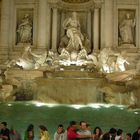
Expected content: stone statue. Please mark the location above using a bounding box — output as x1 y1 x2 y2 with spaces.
119 13 135 45
10 45 48 70
16 45 35 69
63 12 84 52
115 51 129 72
98 48 114 73
58 12 92 66
17 14 32 44
58 35 69 54
29 48 47 69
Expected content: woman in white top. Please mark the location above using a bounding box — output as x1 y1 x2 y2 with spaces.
54 124 67 140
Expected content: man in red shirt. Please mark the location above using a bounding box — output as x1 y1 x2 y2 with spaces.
67 121 92 140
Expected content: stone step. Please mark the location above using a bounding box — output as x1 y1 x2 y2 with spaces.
45 70 103 79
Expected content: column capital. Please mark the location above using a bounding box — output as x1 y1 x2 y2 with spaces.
94 0 103 8
48 0 61 9
94 8 100 11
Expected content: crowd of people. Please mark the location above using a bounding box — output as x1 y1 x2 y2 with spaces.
0 121 140 140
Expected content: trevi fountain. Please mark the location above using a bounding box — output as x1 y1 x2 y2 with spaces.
0 0 140 139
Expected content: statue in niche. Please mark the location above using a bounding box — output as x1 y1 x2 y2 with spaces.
63 11 84 52
59 12 91 65
17 14 32 44
119 13 136 45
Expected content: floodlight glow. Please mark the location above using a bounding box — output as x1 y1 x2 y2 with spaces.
7 103 12 107
70 104 85 109
46 103 58 107
120 107 124 110
134 112 139 114
29 101 126 110
87 103 101 109
34 102 46 107
32 101 58 107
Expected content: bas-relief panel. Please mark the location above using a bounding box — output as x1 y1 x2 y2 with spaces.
16 9 33 45
118 9 136 47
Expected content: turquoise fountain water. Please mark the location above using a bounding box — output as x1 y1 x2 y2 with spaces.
0 101 140 140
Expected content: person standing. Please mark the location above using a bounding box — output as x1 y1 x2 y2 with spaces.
39 125 50 140
67 121 92 140
9 127 21 140
77 121 92 140
93 127 103 140
54 124 67 140
132 126 140 140
24 124 34 140
0 122 10 140
102 128 117 140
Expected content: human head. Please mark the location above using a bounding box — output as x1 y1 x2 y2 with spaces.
1 122 7 129
93 127 102 136
126 133 131 140
39 125 48 131
109 128 117 136
10 126 17 134
70 121 77 128
86 123 91 130
137 126 140 134
117 129 123 136
27 124 34 131
80 121 87 130
57 124 64 134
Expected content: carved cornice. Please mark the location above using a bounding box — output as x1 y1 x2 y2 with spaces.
62 0 90 3
48 0 103 11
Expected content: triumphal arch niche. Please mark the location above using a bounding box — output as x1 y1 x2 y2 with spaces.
47 0 102 53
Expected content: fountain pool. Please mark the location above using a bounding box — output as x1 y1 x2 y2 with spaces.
0 101 140 140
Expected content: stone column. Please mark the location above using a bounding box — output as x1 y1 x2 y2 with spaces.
87 11 92 42
51 7 58 52
37 0 48 49
46 5 51 50
104 0 114 48
0 0 10 48
60 11 65 37
93 8 100 50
